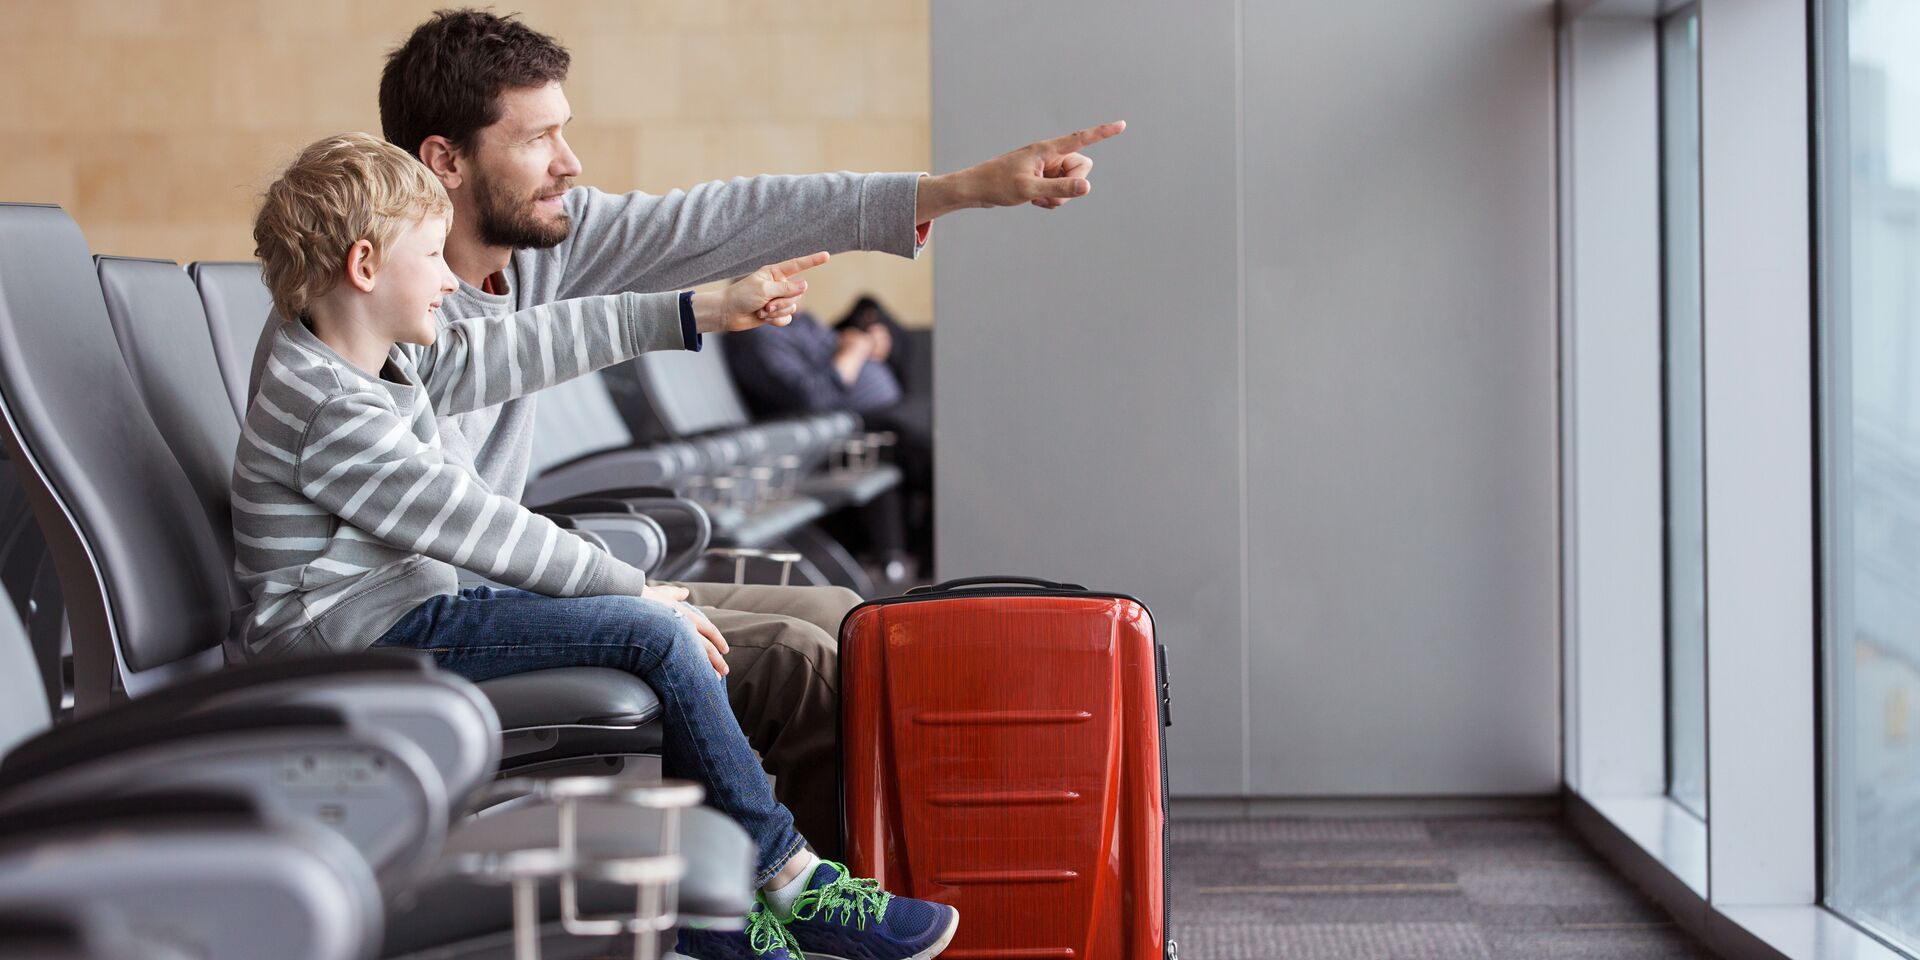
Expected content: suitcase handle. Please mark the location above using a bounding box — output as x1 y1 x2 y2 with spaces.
906 575 1088 595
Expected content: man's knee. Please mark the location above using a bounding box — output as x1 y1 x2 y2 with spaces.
819 586 862 615
787 586 861 635
724 615 839 694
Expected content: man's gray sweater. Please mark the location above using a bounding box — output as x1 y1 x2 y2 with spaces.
251 172 928 502
231 292 687 659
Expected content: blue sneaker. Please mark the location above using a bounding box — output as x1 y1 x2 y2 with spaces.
676 900 802 959
780 860 959 960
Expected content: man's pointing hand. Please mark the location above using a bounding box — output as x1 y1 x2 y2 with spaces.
914 121 1127 222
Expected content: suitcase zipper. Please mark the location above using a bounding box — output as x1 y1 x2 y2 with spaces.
1155 642 1174 960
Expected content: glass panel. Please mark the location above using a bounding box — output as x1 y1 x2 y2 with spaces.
1822 0 1920 949
1660 6 1709 824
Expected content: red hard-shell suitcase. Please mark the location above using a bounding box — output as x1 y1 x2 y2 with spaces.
840 576 1174 960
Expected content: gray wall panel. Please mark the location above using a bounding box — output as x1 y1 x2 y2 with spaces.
931 0 1248 794
933 0 1560 797
1240 0 1560 794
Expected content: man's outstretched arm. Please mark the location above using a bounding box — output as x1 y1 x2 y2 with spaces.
552 121 1126 301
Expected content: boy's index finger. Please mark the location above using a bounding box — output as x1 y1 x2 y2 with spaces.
773 251 830 278
1045 120 1127 154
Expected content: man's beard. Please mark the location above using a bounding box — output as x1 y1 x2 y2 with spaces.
471 172 573 249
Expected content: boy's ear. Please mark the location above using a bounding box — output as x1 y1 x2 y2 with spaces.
419 135 463 191
345 239 378 294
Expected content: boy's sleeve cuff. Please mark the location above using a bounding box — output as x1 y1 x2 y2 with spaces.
678 291 703 352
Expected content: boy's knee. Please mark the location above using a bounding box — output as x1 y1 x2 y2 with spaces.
599 595 704 652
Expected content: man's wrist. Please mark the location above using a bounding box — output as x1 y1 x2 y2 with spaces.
913 171 974 224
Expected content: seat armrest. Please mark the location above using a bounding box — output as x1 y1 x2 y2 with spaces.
0 652 430 775
0 788 263 846
704 547 804 586
543 494 712 581
0 720 450 890
0 703 346 791
622 497 711 580
564 513 666 572
537 498 638 516
524 447 681 507
476 667 662 731
0 807 384 960
554 485 678 501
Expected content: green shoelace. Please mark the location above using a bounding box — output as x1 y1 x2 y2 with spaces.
788 861 893 931
748 903 804 958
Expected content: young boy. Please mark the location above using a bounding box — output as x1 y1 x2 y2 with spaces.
235 132 959 960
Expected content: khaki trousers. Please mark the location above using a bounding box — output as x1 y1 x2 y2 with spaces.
674 581 859 861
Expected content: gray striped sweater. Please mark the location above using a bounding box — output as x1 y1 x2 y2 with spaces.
230 291 688 660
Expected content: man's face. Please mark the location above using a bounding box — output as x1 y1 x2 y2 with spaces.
463 81 583 249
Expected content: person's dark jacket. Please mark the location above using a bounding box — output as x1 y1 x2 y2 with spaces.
725 311 902 416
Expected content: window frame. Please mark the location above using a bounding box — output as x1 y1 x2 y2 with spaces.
1557 0 1910 956
1656 1 1710 824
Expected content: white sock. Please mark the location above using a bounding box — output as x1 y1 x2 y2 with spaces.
763 850 820 918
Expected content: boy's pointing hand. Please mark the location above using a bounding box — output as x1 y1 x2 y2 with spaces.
693 251 832 333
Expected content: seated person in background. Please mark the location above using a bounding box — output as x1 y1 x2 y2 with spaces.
726 299 934 575
725 306 902 418
836 295 922 401
834 297 933 567
235 133 958 960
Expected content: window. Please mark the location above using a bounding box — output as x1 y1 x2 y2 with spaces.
1820 0 1920 948
1660 4 1708 824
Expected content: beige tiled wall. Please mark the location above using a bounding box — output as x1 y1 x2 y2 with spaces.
0 0 933 325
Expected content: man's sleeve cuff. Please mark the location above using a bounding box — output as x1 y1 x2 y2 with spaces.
678 290 703 352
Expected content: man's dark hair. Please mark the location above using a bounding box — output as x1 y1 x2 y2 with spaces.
379 9 571 158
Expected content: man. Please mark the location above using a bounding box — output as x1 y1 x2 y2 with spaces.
340 8 1119 861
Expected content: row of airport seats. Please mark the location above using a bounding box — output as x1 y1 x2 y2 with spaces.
512 299 905 594
187 257 905 594
0 203 758 958
613 338 905 584
0 590 752 959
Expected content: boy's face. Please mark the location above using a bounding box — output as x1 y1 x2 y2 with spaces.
462 81 582 249
369 215 458 346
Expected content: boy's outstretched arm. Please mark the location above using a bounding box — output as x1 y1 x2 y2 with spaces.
412 289 683 417
416 254 831 416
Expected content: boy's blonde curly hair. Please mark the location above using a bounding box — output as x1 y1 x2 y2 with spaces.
252 132 452 321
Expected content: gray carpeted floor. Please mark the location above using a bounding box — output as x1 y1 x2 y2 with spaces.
1169 816 1713 959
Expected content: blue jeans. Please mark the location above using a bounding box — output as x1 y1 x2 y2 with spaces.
372 586 807 886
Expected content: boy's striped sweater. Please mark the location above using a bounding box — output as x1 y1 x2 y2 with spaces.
230 291 688 659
